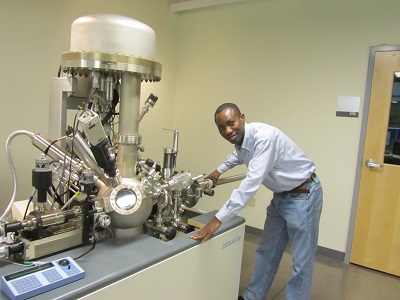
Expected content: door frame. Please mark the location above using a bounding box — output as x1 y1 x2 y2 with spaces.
345 45 400 263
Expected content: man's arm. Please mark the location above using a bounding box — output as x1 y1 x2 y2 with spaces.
205 169 221 187
190 153 242 243
189 216 221 243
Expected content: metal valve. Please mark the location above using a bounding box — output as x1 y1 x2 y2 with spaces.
95 213 111 228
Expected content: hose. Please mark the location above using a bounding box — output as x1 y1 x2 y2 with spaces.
1 130 35 221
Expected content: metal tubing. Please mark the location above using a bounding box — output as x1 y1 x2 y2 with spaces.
117 73 141 178
31 134 75 167
31 133 105 189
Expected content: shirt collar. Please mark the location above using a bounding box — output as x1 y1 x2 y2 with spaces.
235 123 251 151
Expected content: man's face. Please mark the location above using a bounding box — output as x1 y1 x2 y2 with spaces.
215 108 245 146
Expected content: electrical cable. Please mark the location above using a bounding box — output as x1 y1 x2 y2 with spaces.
73 223 97 260
103 226 114 238
61 191 80 210
46 187 56 211
0 259 45 267
23 189 36 220
57 185 78 198
101 89 119 125
50 185 64 207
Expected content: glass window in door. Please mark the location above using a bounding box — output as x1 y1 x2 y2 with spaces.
385 74 400 165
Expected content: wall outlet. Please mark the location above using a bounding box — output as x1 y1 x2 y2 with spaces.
248 197 256 207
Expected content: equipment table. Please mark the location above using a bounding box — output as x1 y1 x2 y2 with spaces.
0 211 245 300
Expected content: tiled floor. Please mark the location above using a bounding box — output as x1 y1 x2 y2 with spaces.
239 233 400 300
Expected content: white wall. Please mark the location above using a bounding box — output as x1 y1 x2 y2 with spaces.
171 0 400 253
0 0 179 212
1 0 400 254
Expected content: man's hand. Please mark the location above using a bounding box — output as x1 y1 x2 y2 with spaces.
206 170 221 187
189 217 222 243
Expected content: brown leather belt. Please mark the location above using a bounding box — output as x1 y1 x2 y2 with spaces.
289 173 316 194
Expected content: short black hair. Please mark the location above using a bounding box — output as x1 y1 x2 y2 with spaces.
214 103 241 119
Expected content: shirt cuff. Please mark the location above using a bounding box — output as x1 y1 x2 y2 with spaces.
217 162 230 174
215 207 234 223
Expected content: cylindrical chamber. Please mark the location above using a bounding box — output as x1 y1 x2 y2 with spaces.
163 149 176 179
116 73 141 178
23 208 82 230
41 211 72 227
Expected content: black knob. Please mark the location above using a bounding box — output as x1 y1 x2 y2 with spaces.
145 159 155 167
164 227 177 240
58 259 70 267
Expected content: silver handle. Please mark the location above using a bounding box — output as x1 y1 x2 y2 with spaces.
366 159 383 169
217 174 246 185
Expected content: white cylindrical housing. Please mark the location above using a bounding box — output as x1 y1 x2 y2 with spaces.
70 14 156 59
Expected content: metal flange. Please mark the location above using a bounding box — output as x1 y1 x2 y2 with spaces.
61 51 162 82
109 184 143 215
113 133 142 145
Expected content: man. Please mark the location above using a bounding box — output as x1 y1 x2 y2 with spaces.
190 103 323 300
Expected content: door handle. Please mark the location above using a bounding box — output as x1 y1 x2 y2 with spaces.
365 159 383 169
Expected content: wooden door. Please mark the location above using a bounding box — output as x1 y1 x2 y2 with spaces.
350 50 400 276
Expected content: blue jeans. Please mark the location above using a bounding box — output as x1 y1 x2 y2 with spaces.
243 175 323 300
